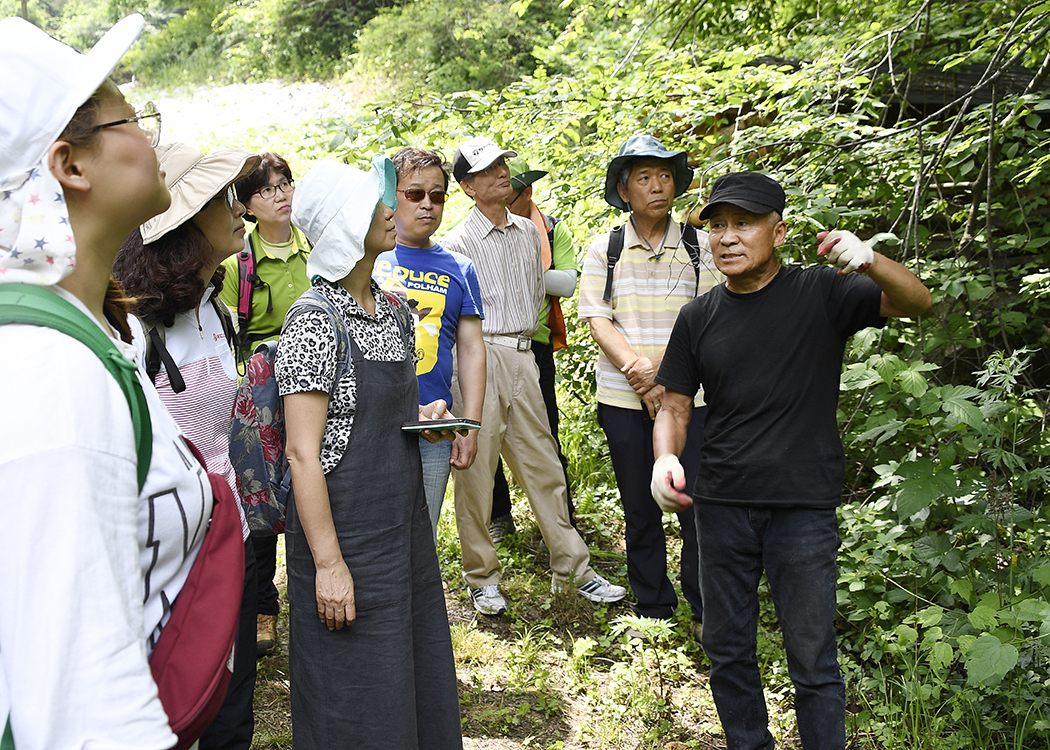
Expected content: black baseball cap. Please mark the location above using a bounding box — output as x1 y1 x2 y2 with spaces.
698 172 785 220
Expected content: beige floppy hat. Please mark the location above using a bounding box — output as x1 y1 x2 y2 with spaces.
141 141 260 243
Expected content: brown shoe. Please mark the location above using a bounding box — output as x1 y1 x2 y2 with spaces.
257 614 277 657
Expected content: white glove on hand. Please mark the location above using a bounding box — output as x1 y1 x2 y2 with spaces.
651 454 692 513
817 230 874 275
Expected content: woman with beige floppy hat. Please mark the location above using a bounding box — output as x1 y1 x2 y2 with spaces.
0 15 213 748
113 141 262 750
275 156 463 749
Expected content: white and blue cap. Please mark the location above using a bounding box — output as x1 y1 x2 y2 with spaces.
293 154 397 283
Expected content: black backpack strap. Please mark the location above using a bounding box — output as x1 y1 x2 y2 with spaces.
545 215 561 268
211 293 237 354
284 286 354 389
141 318 187 394
681 223 703 297
601 224 626 302
379 288 414 355
0 283 152 492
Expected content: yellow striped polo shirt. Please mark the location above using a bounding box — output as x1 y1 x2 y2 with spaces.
577 220 721 410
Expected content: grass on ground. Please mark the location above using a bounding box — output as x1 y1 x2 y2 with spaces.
250 477 811 749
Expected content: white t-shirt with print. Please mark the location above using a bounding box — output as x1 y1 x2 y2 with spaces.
0 287 209 749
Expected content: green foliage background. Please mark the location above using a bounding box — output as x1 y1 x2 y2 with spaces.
12 0 1050 745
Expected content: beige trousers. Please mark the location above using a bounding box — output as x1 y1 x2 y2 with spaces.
451 343 593 589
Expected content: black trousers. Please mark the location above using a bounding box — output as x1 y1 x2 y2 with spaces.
252 533 280 616
491 338 574 523
598 402 705 621
199 536 258 750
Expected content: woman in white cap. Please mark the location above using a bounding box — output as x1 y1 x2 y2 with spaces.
112 141 262 750
0 15 213 749
275 156 463 749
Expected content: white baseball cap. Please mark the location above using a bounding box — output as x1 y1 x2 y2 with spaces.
451 136 517 183
0 13 145 181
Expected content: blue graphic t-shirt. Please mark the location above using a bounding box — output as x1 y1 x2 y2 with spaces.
373 242 484 408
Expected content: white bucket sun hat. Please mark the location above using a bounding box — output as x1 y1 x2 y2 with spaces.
293 155 398 283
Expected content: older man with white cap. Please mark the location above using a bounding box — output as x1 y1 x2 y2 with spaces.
442 136 625 615
488 156 579 541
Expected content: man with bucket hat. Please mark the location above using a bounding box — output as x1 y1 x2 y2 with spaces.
488 156 579 542
442 135 626 615
578 133 720 639
652 171 932 749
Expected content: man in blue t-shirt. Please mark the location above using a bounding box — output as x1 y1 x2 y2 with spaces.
373 147 487 538
652 172 932 750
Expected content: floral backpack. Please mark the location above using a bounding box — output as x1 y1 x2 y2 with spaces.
229 284 411 535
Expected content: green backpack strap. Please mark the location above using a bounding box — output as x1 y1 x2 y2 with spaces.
0 283 152 492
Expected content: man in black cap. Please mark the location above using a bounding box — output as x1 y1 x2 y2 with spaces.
651 172 932 750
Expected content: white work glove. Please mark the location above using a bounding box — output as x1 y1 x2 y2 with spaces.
817 230 873 275
651 454 692 513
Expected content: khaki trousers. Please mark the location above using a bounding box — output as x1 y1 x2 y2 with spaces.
451 342 592 589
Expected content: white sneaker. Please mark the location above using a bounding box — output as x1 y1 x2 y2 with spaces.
470 584 508 615
576 574 627 603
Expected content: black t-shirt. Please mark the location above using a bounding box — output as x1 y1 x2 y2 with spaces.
656 265 884 508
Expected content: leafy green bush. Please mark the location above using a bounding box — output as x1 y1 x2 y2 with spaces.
121 0 229 84
352 0 571 98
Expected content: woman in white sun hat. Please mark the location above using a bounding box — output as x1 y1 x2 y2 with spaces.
0 15 213 749
113 140 262 750
276 156 463 749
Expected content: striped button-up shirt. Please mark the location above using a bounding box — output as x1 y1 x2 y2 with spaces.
578 220 720 410
441 207 544 336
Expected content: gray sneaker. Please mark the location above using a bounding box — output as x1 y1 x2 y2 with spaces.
470 584 508 615
691 619 704 645
488 513 515 544
576 574 627 603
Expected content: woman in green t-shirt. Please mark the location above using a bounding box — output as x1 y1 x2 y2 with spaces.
222 152 312 659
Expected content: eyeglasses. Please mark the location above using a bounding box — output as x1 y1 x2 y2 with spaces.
91 101 162 148
397 188 448 205
253 179 295 200
479 157 506 175
211 185 238 211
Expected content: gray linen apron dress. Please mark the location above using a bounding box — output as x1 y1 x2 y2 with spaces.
285 309 462 750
